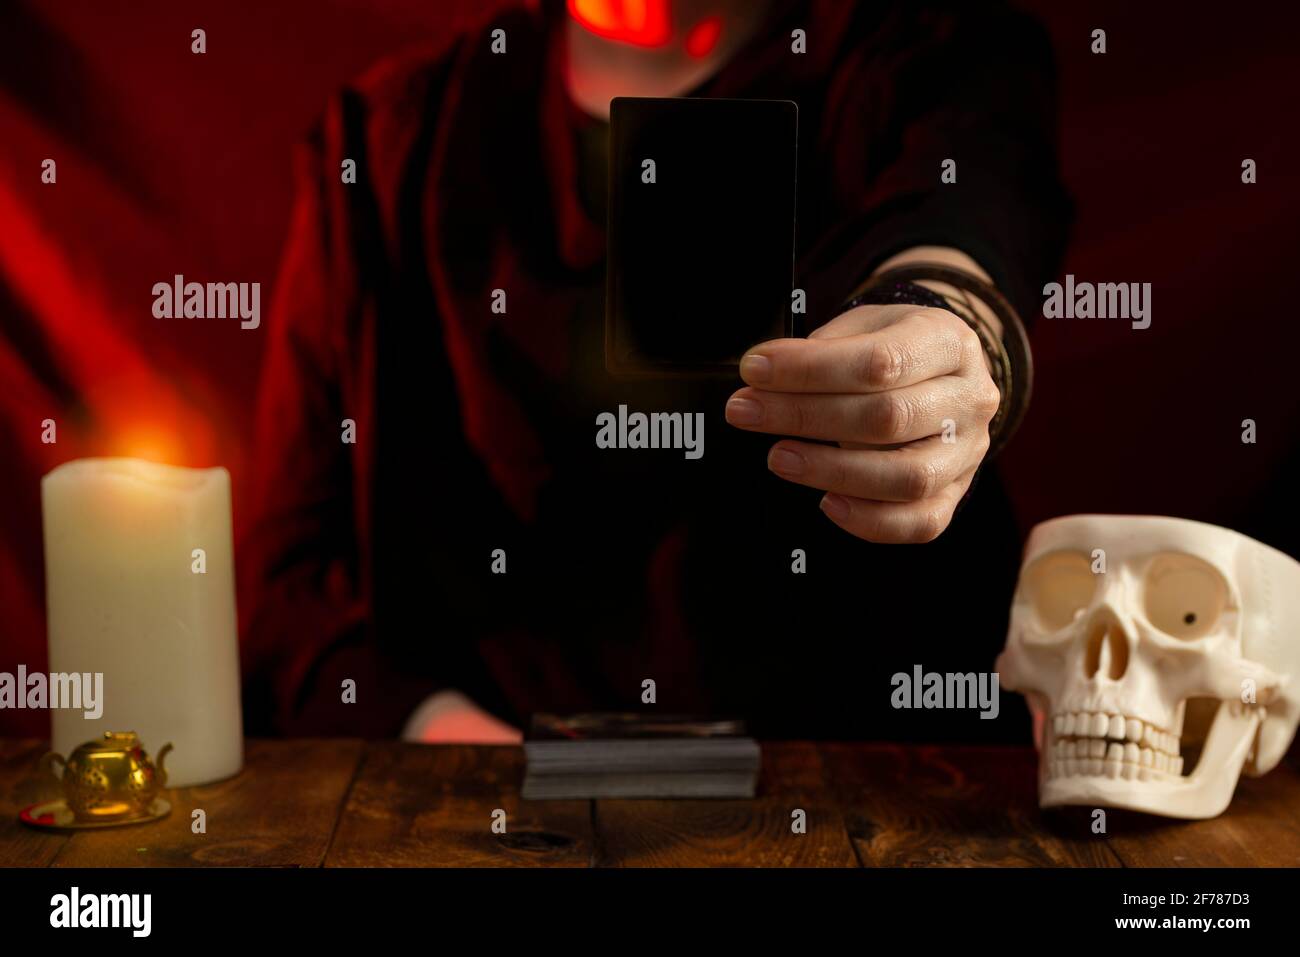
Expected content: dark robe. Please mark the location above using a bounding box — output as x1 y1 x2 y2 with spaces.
239 0 1071 741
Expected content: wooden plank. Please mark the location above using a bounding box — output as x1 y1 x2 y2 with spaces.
591 742 858 867
325 743 594 867
0 739 69 867
48 739 363 867
1103 757 1300 867
820 743 1120 867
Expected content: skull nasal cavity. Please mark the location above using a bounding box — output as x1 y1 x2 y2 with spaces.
1083 622 1129 680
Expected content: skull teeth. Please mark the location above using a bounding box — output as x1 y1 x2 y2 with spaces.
1046 711 1184 780
1047 758 1183 782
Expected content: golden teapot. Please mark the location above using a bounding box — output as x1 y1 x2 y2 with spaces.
42 732 173 822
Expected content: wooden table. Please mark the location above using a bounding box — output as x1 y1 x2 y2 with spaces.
3 739 1299 867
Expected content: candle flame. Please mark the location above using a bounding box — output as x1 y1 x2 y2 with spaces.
109 425 189 468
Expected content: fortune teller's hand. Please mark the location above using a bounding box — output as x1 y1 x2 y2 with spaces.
724 303 1000 544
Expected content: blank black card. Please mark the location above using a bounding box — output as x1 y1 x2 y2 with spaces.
606 97 798 375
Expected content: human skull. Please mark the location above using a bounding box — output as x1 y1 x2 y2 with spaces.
996 515 1300 819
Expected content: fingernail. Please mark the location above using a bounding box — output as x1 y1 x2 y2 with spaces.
820 493 851 521
725 396 762 427
768 447 805 477
739 353 772 385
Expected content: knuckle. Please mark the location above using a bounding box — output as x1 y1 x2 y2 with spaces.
829 453 853 493
793 352 816 392
863 339 906 389
786 398 809 436
931 306 965 333
953 319 982 355
860 510 893 544
901 458 940 500
915 505 950 543
976 381 1002 417
873 392 912 441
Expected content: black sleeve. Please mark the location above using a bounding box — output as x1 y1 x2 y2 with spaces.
797 3 1073 325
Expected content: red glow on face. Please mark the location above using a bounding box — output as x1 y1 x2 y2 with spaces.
568 0 673 48
684 15 723 58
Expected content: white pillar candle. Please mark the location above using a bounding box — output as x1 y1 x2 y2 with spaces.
43 458 243 788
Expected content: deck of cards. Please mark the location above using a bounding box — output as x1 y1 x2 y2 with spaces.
522 713 761 799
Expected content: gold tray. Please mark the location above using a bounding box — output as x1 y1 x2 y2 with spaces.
19 797 171 831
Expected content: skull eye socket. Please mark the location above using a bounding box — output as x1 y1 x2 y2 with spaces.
1021 551 1097 631
1143 554 1229 639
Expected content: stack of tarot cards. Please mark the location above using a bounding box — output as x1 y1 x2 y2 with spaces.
522 714 761 800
